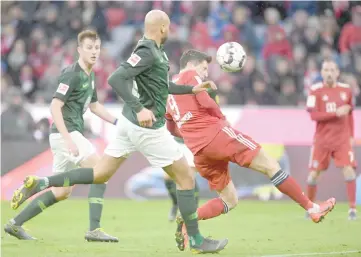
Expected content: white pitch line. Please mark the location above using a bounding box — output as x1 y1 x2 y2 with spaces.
259 250 361 257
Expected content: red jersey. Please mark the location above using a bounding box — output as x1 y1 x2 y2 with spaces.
165 70 226 155
306 82 354 148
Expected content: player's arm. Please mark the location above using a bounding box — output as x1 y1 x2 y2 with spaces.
107 47 155 113
306 92 338 122
89 86 118 125
195 91 225 120
165 112 182 138
89 102 118 125
51 74 79 141
168 81 217 95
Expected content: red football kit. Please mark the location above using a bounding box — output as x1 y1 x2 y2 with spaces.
306 82 356 171
166 70 260 191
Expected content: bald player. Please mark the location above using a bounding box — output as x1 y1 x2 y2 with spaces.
10 10 228 254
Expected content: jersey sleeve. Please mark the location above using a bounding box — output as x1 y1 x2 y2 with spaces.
91 88 98 103
53 73 80 103
107 47 156 113
306 90 337 122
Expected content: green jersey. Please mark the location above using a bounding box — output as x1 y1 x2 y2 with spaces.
51 62 97 134
108 37 195 130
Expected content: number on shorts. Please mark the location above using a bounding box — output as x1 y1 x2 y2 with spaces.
168 95 181 121
348 151 354 163
325 102 336 113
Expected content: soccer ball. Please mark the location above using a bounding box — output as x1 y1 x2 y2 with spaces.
216 42 247 72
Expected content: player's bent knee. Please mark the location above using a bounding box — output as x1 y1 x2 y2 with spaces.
165 157 195 190
51 186 73 201
249 149 281 177
342 166 356 180
219 181 238 211
307 171 320 185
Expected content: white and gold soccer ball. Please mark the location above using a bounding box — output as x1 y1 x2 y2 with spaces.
216 42 247 72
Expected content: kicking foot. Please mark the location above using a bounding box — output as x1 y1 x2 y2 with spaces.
348 208 357 221
190 236 228 254
168 205 178 222
309 197 336 223
85 228 119 242
4 222 36 240
11 176 42 210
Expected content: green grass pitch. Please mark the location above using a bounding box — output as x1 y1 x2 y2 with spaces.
1 200 360 257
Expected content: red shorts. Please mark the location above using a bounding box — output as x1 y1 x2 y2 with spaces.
194 126 261 191
309 142 357 171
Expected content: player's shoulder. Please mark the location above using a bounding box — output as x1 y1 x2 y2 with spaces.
337 82 351 90
177 70 201 85
59 62 81 82
133 38 157 56
309 82 324 93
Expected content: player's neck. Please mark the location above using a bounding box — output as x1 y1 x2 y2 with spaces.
144 33 161 48
324 81 337 88
78 59 93 75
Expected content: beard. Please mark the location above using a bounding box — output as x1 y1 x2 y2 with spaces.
160 34 168 44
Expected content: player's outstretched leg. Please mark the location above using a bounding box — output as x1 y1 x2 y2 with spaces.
250 149 336 223
305 170 322 219
11 155 125 211
342 166 357 220
164 173 178 222
164 158 228 254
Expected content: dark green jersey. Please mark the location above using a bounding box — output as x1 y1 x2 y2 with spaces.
51 62 97 134
108 38 194 130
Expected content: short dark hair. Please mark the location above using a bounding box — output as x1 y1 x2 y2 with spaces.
77 29 100 45
179 49 212 69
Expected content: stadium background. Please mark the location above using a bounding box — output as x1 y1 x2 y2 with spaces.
1 1 361 205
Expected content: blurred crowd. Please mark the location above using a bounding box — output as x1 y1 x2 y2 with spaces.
2 0 361 111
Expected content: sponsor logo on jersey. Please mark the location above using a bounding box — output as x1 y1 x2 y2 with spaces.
340 92 347 101
127 53 141 67
56 83 69 95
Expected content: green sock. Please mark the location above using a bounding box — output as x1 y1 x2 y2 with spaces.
13 191 57 226
194 181 199 207
165 179 177 206
88 184 106 231
177 189 201 239
44 168 94 188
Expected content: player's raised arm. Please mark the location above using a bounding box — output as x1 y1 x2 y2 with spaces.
107 47 155 113
168 80 217 95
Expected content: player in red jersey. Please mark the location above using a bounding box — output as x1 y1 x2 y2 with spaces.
306 59 357 220
166 50 336 251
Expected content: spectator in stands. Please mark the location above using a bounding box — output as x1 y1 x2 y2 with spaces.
246 76 277 106
1 88 35 141
7 39 27 85
278 77 299 106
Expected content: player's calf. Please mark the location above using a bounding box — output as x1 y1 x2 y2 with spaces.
342 166 357 216
52 186 73 201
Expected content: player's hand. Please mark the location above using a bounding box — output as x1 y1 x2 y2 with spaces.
66 138 79 157
336 104 351 117
137 108 156 127
192 81 217 94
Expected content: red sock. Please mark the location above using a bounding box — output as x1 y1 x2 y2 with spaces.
272 170 313 210
197 198 225 220
346 180 356 209
307 185 317 202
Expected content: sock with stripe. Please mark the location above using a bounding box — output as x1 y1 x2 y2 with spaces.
271 170 313 210
197 198 229 220
12 191 58 226
346 178 356 209
88 184 107 231
177 189 201 239
42 168 94 188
